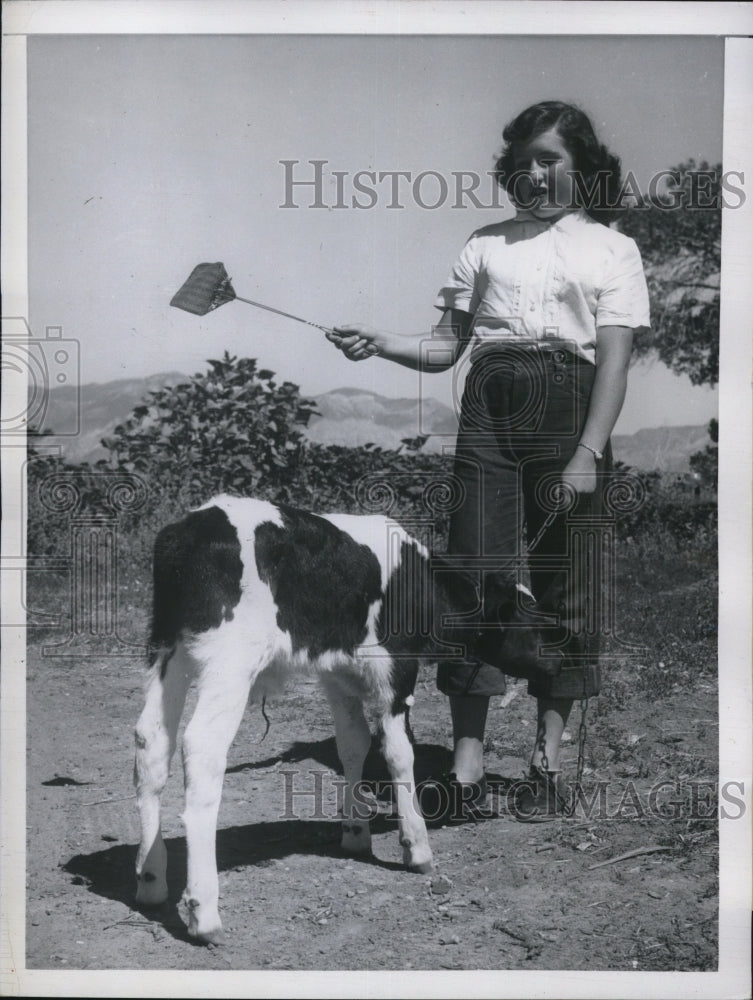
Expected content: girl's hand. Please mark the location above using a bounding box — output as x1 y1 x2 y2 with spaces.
327 324 388 362
561 447 597 495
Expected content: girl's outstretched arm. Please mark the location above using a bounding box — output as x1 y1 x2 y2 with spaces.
326 308 474 371
561 325 634 494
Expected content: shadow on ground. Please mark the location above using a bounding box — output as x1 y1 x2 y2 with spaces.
63 736 457 944
227 734 454 786
65 813 408 944
64 736 524 944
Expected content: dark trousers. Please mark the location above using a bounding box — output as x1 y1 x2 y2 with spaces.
437 343 612 700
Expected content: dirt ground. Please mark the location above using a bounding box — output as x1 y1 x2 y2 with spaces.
24 593 719 975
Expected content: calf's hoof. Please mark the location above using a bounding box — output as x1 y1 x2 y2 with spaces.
401 835 433 874
135 871 168 906
185 896 224 946
341 841 374 859
189 924 225 947
341 822 373 857
408 859 434 875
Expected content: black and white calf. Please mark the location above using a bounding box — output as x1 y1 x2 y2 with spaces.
134 495 552 944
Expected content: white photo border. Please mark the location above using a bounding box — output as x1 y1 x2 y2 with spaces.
2 3 751 998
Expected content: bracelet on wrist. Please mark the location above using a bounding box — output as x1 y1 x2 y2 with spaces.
577 441 603 461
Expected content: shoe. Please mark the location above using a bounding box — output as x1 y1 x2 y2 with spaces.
417 772 498 825
510 766 569 823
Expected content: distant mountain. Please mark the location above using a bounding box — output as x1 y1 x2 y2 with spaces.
611 425 713 475
37 372 188 465
304 387 457 453
38 372 712 473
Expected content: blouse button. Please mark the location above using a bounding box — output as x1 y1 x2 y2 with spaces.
529 303 536 312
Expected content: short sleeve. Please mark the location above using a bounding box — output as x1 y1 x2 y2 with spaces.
434 235 482 314
596 238 651 330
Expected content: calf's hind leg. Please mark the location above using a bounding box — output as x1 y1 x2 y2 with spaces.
181 640 261 945
134 646 193 905
320 674 374 858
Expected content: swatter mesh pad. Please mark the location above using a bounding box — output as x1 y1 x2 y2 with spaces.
170 262 237 315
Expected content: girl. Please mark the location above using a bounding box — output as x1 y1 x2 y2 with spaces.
328 101 650 822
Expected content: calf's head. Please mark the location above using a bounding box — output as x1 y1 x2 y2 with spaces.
432 559 564 682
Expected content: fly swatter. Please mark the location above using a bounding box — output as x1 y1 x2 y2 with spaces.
170 262 336 334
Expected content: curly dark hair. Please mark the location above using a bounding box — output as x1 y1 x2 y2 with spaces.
493 101 624 224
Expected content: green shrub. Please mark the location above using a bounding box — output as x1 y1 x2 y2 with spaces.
100 353 317 506
614 467 716 548
28 354 716 570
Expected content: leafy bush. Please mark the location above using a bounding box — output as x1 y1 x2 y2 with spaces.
613 464 716 549
26 448 69 557
297 441 454 544
688 418 718 490
28 354 716 574
96 352 457 542
101 353 318 505
620 160 721 388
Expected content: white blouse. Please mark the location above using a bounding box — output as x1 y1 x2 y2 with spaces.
434 209 651 365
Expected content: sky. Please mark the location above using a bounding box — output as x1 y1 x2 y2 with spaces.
26 33 724 434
